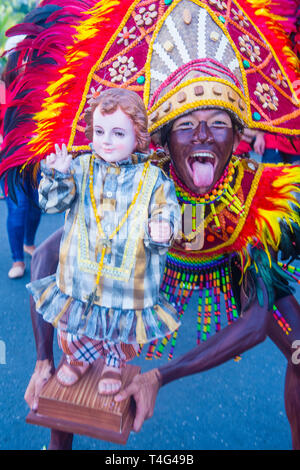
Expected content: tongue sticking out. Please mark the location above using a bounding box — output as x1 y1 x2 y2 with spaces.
191 160 214 188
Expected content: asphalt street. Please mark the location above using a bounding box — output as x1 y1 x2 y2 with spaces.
0 186 298 451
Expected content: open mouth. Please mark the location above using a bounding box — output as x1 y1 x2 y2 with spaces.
187 152 217 189
188 152 216 166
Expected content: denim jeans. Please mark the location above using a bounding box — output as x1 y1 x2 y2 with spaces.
262 148 300 164
1 178 41 262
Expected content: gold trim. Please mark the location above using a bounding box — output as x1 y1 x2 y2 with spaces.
144 0 250 114
173 158 263 259
68 0 143 150
77 154 159 282
234 0 300 106
148 78 248 133
144 0 300 135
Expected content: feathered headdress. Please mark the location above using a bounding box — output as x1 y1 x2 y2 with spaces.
0 0 299 195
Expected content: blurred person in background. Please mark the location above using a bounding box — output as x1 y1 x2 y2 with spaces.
253 131 300 165
1 40 41 278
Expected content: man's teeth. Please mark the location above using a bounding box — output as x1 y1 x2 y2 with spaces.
190 153 215 163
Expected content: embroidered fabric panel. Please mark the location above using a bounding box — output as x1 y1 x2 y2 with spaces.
77 154 159 282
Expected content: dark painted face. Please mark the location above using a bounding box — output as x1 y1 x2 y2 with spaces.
167 109 240 194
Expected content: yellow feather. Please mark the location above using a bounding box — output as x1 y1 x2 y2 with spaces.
75 0 120 42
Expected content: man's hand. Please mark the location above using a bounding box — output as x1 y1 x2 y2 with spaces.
149 219 171 243
24 359 54 412
114 368 162 432
241 128 257 144
45 143 72 174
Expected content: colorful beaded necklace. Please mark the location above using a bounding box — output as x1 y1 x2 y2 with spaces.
170 157 245 233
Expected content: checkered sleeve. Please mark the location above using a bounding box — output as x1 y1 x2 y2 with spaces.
146 169 181 249
38 161 77 214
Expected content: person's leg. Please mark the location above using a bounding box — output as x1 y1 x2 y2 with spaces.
261 148 283 164
48 429 73 450
2 182 29 277
29 228 74 449
23 178 41 255
268 296 300 449
281 152 300 165
47 355 74 451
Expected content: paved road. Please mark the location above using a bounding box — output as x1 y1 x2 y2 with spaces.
0 194 298 450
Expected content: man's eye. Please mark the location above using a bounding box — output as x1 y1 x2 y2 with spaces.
177 122 194 130
210 120 230 127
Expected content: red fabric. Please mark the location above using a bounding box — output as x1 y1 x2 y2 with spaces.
0 81 5 138
230 164 298 261
264 134 300 155
235 140 252 155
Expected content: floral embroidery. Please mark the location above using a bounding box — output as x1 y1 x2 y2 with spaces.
208 0 227 11
231 8 249 28
238 34 262 63
86 85 103 104
254 83 279 111
109 56 138 83
270 68 288 88
134 4 158 27
117 26 137 46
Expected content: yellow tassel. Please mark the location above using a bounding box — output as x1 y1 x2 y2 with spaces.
135 310 147 345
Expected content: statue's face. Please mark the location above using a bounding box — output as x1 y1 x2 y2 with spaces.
93 106 137 163
167 109 241 194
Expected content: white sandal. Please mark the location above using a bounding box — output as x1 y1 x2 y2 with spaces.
8 264 25 279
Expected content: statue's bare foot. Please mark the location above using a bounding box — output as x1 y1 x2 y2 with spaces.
56 361 90 386
98 364 122 395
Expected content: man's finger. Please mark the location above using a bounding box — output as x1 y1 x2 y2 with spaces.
114 382 137 402
133 402 147 433
32 394 39 412
24 387 34 409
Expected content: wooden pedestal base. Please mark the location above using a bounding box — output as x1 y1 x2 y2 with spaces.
26 359 140 445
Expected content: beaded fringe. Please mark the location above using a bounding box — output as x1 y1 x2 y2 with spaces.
140 256 295 360
143 255 239 360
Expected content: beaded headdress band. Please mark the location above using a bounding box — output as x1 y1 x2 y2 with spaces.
68 0 300 155
0 0 299 179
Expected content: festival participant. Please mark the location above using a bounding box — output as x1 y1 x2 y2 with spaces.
1 0 299 450
27 87 180 395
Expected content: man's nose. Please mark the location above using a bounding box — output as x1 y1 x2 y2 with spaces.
192 121 214 143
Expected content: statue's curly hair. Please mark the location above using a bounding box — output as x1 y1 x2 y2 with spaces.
84 88 150 153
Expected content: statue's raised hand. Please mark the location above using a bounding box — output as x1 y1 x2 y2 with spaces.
45 143 72 173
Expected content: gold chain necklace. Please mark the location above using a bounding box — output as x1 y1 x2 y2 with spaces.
82 155 150 317
89 154 150 285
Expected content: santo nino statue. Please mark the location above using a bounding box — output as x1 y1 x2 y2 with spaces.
1 0 299 450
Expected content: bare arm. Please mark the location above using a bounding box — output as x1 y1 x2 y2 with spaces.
25 228 63 410
159 279 270 385
116 278 272 430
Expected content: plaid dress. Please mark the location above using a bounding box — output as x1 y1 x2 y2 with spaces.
27 152 181 346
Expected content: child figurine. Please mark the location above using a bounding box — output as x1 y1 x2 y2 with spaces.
27 88 181 395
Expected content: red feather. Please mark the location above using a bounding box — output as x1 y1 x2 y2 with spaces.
238 0 300 84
